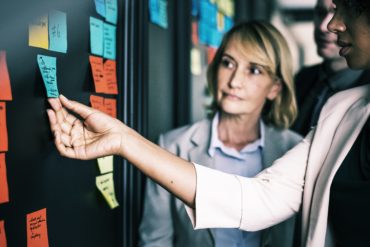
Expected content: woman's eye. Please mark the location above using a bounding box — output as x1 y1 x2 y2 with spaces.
249 66 262 75
221 58 234 69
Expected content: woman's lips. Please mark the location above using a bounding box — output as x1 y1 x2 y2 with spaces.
223 92 241 100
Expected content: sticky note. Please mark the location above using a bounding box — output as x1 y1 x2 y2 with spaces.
89 55 105 93
105 0 118 25
0 153 9 204
103 22 116 60
191 48 202 75
90 95 105 112
29 15 49 49
97 155 114 174
0 220 7 247
89 95 117 118
96 173 119 209
191 22 199 45
0 103 8 152
104 98 116 118
49 10 67 53
27 208 49 247
90 17 104 56
37 55 58 98
0 51 12 101
94 0 106 18
104 59 118 94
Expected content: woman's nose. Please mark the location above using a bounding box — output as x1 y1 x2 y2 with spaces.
229 70 244 88
327 11 346 34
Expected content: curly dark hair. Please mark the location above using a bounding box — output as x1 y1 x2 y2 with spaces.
343 0 370 18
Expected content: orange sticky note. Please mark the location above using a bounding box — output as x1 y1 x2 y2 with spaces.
0 153 9 204
0 220 7 247
27 208 49 247
89 55 106 93
191 22 199 45
207 47 217 64
90 95 105 112
0 51 12 101
104 98 117 118
0 102 8 152
104 60 118 95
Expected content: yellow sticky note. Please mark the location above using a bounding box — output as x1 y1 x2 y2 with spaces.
97 155 113 174
96 173 119 209
191 48 202 76
29 15 49 49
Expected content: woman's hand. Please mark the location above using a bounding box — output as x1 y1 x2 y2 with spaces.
47 95 125 160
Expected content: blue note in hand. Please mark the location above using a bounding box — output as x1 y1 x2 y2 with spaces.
90 17 104 56
37 55 59 98
49 10 67 53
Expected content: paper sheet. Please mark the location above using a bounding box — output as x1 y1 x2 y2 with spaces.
0 103 8 152
103 59 118 94
37 55 58 98
90 17 104 56
0 153 9 204
105 0 118 24
26 208 49 247
97 156 114 174
96 173 119 209
29 15 49 49
0 220 7 247
103 23 116 60
0 51 12 101
94 0 106 18
49 10 67 53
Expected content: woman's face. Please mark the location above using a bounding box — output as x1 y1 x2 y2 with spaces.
216 39 281 118
328 0 370 69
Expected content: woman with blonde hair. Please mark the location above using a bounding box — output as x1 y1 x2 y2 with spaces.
138 21 301 247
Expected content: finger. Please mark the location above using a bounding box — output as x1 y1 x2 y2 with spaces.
60 95 97 120
48 98 62 112
47 109 62 135
54 130 77 159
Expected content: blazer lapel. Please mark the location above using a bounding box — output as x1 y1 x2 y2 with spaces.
305 99 370 246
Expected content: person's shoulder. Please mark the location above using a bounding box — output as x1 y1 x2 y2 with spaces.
160 119 211 146
321 84 370 119
265 125 303 145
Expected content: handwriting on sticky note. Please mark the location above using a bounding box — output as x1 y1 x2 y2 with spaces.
49 10 67 53
37 55 58 98
0 220 7 247
0 153 9 204
103 98 116 118
0 102 8 152
96 173 119 209
104 60 118 94
90 95 117 118
90 17 104 56
98 155 114 174
0 51 12 101
103 23 116 60
105 0 118 24
89 56 106 93
29 15 49 49
27 208 49 247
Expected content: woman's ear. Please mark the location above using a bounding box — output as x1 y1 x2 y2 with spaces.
267 79 282 100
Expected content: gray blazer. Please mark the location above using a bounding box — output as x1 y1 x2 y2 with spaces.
139 119 302 247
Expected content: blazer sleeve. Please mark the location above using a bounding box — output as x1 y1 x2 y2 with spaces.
186 131 312 232
138 134 174 247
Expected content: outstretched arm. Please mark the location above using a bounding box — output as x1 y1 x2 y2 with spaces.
47 95 196 207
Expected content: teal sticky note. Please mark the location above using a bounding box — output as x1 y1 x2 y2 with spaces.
157 0 168 28
90 17 104 56
105 0 117 25
103 22 116 60
49 10 67 53
37 55 58 98
95 0 106 18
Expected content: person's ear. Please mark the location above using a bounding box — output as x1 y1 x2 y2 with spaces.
267 79 282 100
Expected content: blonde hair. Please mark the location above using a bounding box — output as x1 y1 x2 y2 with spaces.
206 21 297 129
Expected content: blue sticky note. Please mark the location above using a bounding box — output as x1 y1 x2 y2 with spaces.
37 55 58 98
90 17 104 56
105 0 117 25
157 0 168 28
49 10 67 53
95 0 106 18
103 22 116 60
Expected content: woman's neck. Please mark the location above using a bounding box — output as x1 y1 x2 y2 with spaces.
217 112 260 151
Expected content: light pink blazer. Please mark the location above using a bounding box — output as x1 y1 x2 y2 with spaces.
187 84 370 247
